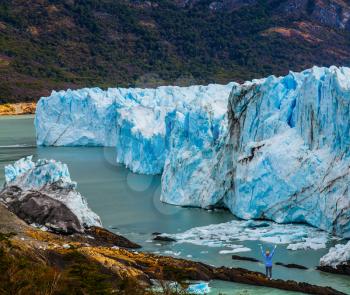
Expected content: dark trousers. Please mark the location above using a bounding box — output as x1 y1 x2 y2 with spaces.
265 266 272 278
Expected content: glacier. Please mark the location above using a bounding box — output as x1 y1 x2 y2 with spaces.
162 66 350 238
35 66 350 238
2 156 101 231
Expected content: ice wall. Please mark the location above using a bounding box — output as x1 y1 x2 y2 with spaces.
225 66 350 238
161 66 350 238
35 84 234 174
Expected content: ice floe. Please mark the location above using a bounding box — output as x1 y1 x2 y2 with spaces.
166 220 331 251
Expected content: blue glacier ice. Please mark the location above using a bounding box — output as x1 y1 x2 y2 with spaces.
35 66 350 238
187 282 211 294
162 66 350 238
5 155 72 190
35 88 118 147
35 84 234 174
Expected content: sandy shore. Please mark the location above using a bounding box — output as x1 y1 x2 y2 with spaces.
0 102 36 115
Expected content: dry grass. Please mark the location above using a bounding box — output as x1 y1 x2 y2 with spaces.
0 232 191 295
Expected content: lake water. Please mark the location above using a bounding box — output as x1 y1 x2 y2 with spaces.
0 115 349 295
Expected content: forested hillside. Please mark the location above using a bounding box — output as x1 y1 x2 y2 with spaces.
1 0 350 102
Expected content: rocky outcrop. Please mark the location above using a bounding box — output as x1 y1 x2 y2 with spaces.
231 255 260 262
1 156 101 234
2 187 83 234
275 262 308 270
278 0 350 31
176 0 350 32
317 264 350 276
318 241 350 275
153 235 177 242
213 267 343 295
84 226 141 249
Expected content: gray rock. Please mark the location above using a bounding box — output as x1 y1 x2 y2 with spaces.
0 186 84 234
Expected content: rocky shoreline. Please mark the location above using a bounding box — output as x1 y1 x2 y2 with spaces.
317 264 350 276
0 102 36 115
0 203 345 295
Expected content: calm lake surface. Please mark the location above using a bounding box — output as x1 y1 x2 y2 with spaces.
0 115 349 295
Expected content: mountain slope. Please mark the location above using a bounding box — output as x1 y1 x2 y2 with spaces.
1 0 350 102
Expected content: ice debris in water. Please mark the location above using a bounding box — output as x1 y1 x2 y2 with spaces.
163 250 181 256
219 247 251 254
187 282 211 294
167 220 330 251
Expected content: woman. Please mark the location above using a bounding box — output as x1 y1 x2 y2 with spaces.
259 244 277 279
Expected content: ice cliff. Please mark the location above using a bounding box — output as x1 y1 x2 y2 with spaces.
223 66 350 238
1 156 101 233
35 66 350 238
162 66 350 238
35 84 234 174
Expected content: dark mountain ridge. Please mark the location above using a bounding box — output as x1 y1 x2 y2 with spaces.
1 0 350 103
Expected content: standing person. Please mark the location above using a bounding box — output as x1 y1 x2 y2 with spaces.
259 244 277 279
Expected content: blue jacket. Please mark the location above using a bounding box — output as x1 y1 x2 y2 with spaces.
261 247 276 267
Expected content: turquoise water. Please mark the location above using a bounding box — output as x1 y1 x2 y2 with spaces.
0 115 349 295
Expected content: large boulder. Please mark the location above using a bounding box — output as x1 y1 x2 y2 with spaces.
0 156 101 234
318 241 350 275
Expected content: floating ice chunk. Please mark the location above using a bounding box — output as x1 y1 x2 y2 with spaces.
187 282 211 294
287 237 328 251
163 250 181 256
320 241 350 268
219 247 251 254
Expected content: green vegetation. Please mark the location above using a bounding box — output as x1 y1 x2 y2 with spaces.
0 0 350 102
